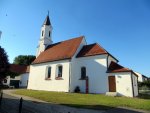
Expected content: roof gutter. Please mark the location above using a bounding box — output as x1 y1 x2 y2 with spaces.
106 54 109 70
131 72 135 97
31 58 71 65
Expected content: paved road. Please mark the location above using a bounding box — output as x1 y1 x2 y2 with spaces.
0 90 149 113
0 93 41 113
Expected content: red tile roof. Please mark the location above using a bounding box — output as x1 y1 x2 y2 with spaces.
9 64 29 74
107 61 138 77
76 43 108 58
33 36 84 64
107 61 131 73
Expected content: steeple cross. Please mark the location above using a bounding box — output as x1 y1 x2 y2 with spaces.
48 10 49 16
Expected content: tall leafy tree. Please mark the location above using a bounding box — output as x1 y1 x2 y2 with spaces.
0 46 9 82
13 55 36 65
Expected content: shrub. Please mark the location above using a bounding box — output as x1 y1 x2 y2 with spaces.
138 80 150 90
0 84 9 89
140 85 149 90
74 86 80 93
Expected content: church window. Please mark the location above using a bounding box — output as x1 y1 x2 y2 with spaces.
56 65 63 78
45 66 51 80
81 67 86 79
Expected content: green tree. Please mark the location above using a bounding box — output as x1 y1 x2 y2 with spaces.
13 55 36 65
0 46 9 82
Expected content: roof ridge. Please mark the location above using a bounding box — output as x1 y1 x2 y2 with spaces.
53 36 84 44
45 36 84 50
71 36 84 58
95 43 108 53
62 35 84 42
83 43 97 46
96 43 118 62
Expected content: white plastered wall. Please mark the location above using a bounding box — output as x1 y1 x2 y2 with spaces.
109 72 134 97
20 73 29 87
108 55 118 66
71 54 109 94
69 38 116 94
27 60 70 92
135 72 143 82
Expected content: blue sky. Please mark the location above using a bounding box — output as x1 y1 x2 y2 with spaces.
0 0 150 77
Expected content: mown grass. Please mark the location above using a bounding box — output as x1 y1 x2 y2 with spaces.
14 89 150 111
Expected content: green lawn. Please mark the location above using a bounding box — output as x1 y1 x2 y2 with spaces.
14 89 150 111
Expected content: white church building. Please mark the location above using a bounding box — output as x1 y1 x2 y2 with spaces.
28 15 139 97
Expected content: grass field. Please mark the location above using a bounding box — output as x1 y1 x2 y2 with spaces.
14 89 150 110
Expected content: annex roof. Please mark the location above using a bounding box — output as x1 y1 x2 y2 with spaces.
76 43 118 62
107 61 131 73
107 61 138 77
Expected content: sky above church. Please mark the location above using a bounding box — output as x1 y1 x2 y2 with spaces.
0 0 150 77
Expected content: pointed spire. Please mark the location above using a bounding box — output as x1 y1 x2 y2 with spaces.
43 11 51 26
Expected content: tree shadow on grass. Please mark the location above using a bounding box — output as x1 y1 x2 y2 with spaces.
61 104 114 110
61 104 145 113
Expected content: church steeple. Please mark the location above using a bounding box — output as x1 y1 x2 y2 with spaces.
43 15 51 25
36 13 53 57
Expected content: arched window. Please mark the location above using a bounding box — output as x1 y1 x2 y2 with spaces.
46 66 51 79
81 67 86 79
42 31 44 36
47 67 51 78
49 31 50 37
56 65 63 78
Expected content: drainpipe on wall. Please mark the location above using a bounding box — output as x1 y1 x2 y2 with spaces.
68 60 71 92
133 72 139 96
131 73 135 97
86 76 89 94
137 75 139 96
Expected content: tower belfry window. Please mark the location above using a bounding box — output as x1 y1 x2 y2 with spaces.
42 31 44 36
49 31 50 37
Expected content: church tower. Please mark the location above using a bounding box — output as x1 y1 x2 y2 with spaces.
36 14 53 57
